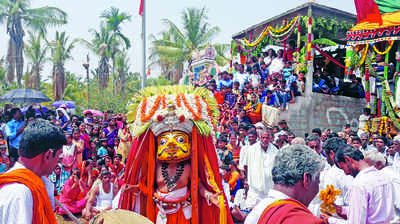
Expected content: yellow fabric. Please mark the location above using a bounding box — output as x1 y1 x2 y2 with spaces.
204 155 227 224
351 11 400 31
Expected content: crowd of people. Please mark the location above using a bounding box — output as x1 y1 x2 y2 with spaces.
190 48 304 115
0 79 398 223
0 105 132 220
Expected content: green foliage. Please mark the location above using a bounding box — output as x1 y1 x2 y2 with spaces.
150 7 227 80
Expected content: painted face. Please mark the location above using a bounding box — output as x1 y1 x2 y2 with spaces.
157 131 190 162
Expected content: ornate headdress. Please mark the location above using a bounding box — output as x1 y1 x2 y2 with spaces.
126 85 219 137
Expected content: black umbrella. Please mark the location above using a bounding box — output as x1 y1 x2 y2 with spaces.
0 89 51 104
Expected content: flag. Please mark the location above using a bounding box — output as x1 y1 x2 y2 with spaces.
139 0 143 16
354 0 382 24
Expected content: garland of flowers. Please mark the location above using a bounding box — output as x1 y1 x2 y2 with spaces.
379 116 387 136
372 119 376 132
179 94 202 120
268 22 297 43
140 96 162 123
235 39 258 53
359 45 368 66
373 40 394 55
243 16 298 47
365 120 369 133
268 18 298 38
161 95 166 109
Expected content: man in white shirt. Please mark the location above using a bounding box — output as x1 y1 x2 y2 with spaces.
308 137 353 216
324 145 394 223
0 119 67 224
244 130 278 209
245 144 326 224
364 150 400 224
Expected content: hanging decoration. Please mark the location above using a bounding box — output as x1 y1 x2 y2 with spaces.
307 17 312 62
373 40 394 55
242 16 299 47
359 45 369 66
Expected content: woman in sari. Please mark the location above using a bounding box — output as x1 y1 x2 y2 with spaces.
72 128 84 166
244 93 262 124
103 117 119 152
79 123 92 160
49 163 70 196
57 168 87 215
117 121 132 163
227 131 241 164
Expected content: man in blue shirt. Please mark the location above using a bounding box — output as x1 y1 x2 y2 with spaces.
5 108 25 160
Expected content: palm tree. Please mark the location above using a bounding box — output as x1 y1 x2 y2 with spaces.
86 23 115 89
114 51 130 93
49 31 76 101
0 0 67 87
150 7 220 81
101 7 131 50
24 31 48 89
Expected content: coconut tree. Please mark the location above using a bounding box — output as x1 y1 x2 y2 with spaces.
0 0 67 87
114 50 130 93
24 31 48 89
49 31 76 101
101 7 131 50
85 23 116 89
150 7 221 81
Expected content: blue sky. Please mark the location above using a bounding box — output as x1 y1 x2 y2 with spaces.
0 0 356 80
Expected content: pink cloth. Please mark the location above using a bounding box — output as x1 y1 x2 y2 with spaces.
57 178 87 214
329 166 394 224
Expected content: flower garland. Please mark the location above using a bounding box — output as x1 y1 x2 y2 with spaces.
179 94 202 120
140 96 162 123
359 45 368 66
161 95 166 109
373 40 394 55
365 120 369 133
379 116 388 136
372 119 376 133
268 18 298 38
243 16 298 47
268 22 297 43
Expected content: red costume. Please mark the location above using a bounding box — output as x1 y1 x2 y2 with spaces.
119 86 233 224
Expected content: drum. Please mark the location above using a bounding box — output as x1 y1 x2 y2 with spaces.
89 209 153 224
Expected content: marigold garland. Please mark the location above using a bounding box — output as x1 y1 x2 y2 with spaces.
161 95 166 109
359 45 368 66
243 16 298 47
373 40 394 55
140 96 162 123
179 94 202 120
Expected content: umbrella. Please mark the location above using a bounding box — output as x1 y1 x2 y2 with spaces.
83 109 104 117
0 89 50 104
51 100 75 108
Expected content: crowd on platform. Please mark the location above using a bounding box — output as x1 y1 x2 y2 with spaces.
190 48 304 113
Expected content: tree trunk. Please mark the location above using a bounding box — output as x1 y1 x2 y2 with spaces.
6 38 15 83
15 42 24 88
31 65 40 89
25 64 31 89
53 65 66 101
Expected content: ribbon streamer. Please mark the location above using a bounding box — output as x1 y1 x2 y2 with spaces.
313 44 345 68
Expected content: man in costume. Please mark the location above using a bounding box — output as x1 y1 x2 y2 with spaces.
0 119 67 223
245 144 327 224
118 86 233 224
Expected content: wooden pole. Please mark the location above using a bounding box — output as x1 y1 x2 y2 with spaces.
55 198 83 224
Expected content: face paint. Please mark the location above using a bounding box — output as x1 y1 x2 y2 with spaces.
157 131 190 162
